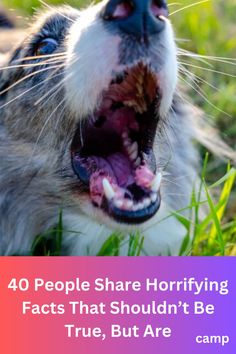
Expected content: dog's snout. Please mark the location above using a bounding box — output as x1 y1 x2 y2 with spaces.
102 0 168 39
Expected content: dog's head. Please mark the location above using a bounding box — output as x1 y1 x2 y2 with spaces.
0 0 178 229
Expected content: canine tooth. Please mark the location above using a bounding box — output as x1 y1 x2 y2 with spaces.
143 198 151 208
151 173 162 192
103 178 115 200
151 192 157 203
114 199 123 209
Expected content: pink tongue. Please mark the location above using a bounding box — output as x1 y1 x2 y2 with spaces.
89 153 133 206
91 153 133 186
89 155 155 207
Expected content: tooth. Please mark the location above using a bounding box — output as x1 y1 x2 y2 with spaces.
133 204 139 212
129 142 138 153
151 192 157 203
151 173 162 192
137 202 144 210
114 199 123 209
122 131 128 139
130 150 138 161
122 199 134 210
123 139 131 147
134 157 141 167
125 200 134 210
103 178 115 200
128 142 138 160
143 198 151 208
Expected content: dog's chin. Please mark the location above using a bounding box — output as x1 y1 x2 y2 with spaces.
71 63 164 225
76 195 162 232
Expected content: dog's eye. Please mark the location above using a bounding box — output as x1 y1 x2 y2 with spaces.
35 38 58 56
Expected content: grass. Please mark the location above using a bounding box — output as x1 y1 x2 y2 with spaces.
178 159 236 256
2 0 236 256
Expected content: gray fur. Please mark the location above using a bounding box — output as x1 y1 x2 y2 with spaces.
0 4 235 256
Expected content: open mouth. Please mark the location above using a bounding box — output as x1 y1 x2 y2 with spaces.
71 63 162 224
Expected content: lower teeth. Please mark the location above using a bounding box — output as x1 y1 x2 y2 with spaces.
102 171 161 212
112 192 158 212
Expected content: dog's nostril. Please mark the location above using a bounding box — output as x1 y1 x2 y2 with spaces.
103 0 134 20
151 0 169 18
103 0 167 37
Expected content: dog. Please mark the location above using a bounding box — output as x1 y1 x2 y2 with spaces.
0 0 235 256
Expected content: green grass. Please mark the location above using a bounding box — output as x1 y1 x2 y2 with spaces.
178 160 236 256
3 0 236 256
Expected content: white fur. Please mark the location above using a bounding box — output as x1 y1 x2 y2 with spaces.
66 6 178 121
158 18 178 118
66 3 121 117
63 199 187 256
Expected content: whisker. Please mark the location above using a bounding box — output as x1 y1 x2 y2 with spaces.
175 38 191 43
177 52 236 67
178 61 236 78
0 64 64 97
0 57 65 72
169 173 198 182
29 76 66 125
0 65 64 110
164 193 191 197
168 2 183 6
39 0 76 24
169 0 210 16
23 99 67 174
34 73 68 106
179 65 200 85
175 89 218 122
29 71 74 133
178 52 214 68
34 56 79 106
33 76 71 123
179 65 220 92
162 177 185 188
178 75 232 118
178 48 236 64
14 52 67 62
28 98 67 165
54 103 67 131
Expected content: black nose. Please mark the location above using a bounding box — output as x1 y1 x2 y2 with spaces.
102 0 168 40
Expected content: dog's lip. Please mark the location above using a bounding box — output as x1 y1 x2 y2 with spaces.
71 63 162 223
106 192 161 224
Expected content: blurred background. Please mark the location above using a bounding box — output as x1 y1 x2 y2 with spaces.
1 0 236 254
